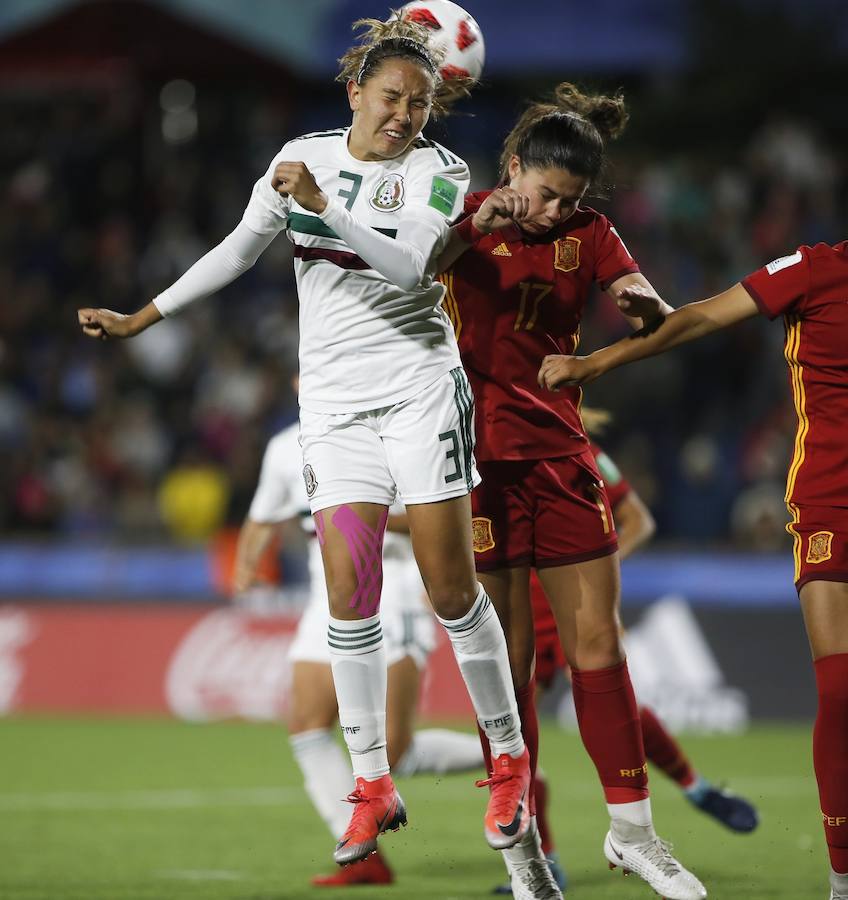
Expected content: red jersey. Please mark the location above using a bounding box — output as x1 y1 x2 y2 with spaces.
443 192 639 461
742 242 848 508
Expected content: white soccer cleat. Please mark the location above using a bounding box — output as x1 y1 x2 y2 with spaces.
508 855 563 900
502 818 563 900
603 819 707 900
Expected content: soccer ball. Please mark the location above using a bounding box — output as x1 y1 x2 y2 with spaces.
397 0 485 84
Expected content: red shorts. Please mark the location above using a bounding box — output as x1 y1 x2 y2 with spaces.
789 504 848 591
531 572 569 689
471 450 618 571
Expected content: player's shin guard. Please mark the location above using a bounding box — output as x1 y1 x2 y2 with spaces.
814 653 848 874
438 584 523 756
640 705 697 788
571 660 650 820
328 613 389 781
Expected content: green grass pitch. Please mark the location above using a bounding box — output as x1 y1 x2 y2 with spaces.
0 718 825 899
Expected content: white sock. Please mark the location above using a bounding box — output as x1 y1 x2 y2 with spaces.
394 728 483 776
437 584 524 757
289 728 353 840
607 797 653 829
328 613 389 781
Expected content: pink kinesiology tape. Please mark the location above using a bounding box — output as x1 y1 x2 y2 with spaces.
331 505 389 617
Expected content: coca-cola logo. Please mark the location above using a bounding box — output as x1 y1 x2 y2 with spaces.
0 607 35 712
165 609 296 721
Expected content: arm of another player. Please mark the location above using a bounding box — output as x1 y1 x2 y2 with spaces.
613 490 656 560
538 282 759 391
233 517 283 594
606 272 674 331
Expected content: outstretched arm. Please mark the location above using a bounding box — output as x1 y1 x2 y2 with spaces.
78 221 277 340
538 282 759 390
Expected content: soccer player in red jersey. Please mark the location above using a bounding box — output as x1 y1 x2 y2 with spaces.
438 83 706 900
526 423 758 892
539 243 848 900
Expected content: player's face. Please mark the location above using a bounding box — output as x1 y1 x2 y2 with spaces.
347 59 434 161
507 157 589 234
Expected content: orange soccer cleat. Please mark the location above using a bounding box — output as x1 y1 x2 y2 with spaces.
333 774 407 866
476 746 531 850
311 849 394 886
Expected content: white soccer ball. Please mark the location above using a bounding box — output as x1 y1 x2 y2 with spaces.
397 0 485 84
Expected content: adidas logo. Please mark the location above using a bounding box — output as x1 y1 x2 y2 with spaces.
491 242 512 257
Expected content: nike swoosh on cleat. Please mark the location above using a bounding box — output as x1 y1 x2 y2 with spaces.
608 842 624 861
496 794 526 837
375 799 397 832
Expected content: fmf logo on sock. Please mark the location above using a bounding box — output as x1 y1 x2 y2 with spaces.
342 726 361 735
483 714 512 729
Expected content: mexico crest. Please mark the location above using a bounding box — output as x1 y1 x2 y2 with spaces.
554 236 581 273
472 517 495 553
369 173 405 211
302 464 318 498
806 531 833 564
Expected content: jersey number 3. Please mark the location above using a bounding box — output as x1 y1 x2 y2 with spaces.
514 282 553 331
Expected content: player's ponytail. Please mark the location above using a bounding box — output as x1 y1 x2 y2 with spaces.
499 82 629 183
337 16 471 118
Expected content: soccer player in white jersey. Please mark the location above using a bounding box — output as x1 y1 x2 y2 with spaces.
234 418 482 887
78 16 531 871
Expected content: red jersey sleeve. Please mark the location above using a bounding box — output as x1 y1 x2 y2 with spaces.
593 216 640 290
741 248 811 320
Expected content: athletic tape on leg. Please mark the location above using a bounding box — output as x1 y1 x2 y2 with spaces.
314 510 326 546
331 505 389 618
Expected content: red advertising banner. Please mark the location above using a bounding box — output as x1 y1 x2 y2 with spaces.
0 604 473 721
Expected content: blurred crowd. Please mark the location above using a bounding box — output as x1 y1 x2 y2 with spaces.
1 74 845 549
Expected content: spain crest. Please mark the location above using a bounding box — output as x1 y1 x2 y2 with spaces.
472 517 495 553
554 236 580 273
369 173 405 211
806 531 834 564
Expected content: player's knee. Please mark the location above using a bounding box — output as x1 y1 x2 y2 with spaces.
326 575 367 618
572 624 624 669
425 579 478 620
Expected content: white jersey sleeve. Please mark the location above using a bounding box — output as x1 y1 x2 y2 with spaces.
247 426 304 524
152 149 293 317
317 152 469 292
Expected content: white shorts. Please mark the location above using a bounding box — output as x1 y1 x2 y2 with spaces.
288 540 438 670
299 367 481 512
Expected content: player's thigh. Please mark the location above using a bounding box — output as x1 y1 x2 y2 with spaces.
405 494 478 615
288 661 338 734
381 367 480 506
537 553 624 670
315 502 390 620
478 567 535 687
800 580 848 659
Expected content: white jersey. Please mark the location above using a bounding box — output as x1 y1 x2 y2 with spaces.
241 128 469 414
248 422 413 560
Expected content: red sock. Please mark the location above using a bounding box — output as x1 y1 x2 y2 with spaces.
640 705 697 788
534 771 555 854
814 653 848 874
571 660 649 803
477 678 539 816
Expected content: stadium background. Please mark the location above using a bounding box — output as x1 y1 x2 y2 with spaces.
0 2 845 897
